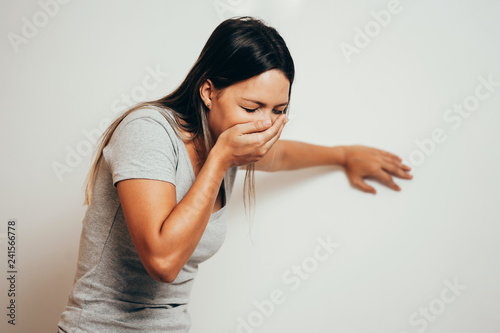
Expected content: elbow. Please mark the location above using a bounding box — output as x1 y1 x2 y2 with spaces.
146 256 181 284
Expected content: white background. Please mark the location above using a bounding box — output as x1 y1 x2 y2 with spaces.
1 0 499 332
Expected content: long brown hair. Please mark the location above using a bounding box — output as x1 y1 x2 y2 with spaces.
83 16 295 232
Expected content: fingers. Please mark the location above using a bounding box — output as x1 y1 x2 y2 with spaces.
260 116 287 151
240 114 287 135
348 175 376 194
379 149 403 161
398 166 413 179
379 150 414 173
238 119 270 135
261 114 288 141
375 169 401 191
401 164 412 172
353 167 410 194
349 149 413 194
247 114 287 146
381 156 413 179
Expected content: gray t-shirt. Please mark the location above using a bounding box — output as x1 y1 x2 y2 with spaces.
57 107 238 332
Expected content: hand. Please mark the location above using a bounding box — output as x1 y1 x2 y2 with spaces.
341 145 413 194
213 114 288 169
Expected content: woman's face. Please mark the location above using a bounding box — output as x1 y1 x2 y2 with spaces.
201 69 290 142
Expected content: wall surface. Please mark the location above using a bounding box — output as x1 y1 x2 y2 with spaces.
1 0 499 332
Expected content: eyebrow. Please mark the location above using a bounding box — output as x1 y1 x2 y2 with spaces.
241 98 289 107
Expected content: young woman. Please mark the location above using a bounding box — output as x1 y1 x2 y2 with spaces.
57 16 412 332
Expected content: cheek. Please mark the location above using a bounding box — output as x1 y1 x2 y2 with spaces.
209 106 243 135
225 113 249 130
222 106 254 128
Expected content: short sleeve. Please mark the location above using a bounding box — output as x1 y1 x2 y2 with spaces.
103 116 178 187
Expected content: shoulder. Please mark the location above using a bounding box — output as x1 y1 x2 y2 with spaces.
120 106 177 133
111 106 180 143
103 106 183 162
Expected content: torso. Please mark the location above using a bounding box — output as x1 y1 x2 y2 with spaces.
179 128 224 214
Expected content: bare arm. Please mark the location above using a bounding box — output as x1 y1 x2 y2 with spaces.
240 140 346 172
244 140 413 194
118 115 287 284
117 147 228 283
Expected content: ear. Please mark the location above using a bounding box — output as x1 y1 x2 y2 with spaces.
199 79 214 108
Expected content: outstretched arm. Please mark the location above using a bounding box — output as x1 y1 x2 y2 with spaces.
246 139 346 171
240 140 413 194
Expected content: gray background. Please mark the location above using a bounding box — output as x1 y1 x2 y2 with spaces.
1 0 499 332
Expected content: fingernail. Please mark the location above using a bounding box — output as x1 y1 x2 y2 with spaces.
264 120 271 126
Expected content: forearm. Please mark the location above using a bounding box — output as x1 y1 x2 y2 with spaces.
156 148 228 282
279 140 346 171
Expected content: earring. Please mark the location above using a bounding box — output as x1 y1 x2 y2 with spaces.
207 103 211 108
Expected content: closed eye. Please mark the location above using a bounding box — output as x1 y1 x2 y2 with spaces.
241 106 284 115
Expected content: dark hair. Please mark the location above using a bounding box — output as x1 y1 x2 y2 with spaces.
84 16 295 232
159 16 295 141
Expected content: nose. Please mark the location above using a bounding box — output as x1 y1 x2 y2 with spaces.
255 108 278 125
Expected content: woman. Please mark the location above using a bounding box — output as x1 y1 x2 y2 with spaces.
57 16 412 332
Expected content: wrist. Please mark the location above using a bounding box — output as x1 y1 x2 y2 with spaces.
330 145 347 167
207 145 232 173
